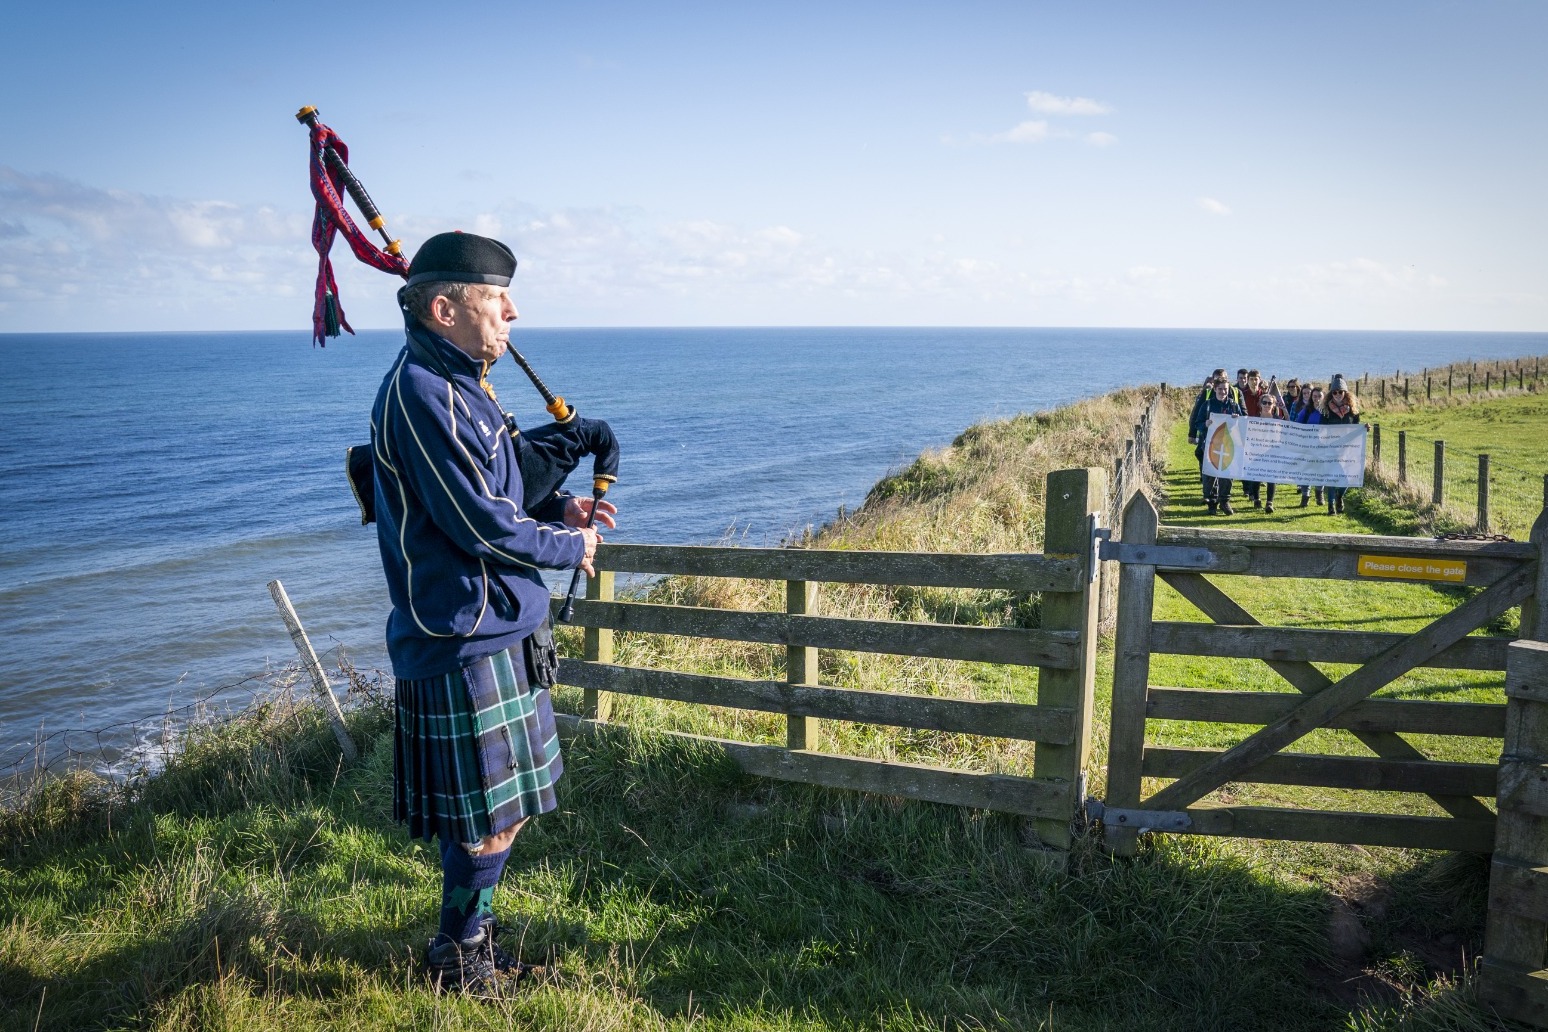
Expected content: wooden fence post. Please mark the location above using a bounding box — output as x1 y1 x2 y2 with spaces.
1033 467 1106 851
1489 371 1494 392
1103 491 1159 857
1449 369 1454 395
1398 431 1408 484
786 580 821 750
583 570 615 720
1373 424 1382 468
1480 507 1548 1022
1434 441 1445 506
1405 378 1411 402
1479 455 1492 532
267 579 357 760
1381 379 1387 403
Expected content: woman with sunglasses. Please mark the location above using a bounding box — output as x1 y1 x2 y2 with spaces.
1320 374 1362 515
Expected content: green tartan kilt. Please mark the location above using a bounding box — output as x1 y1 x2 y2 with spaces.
393 643 563 843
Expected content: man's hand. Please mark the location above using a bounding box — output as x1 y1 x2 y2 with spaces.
563 496 618 530
578 526 603 576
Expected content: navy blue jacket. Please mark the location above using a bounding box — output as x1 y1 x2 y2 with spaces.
371 324 586 679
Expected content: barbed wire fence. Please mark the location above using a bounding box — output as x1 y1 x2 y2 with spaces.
1367 426 1547 539
1101 385 1169 627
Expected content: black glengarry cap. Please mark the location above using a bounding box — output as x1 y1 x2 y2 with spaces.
405 231 517 288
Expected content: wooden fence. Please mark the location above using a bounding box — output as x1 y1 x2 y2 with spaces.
1369 422 1548 537
1101 493 1545 855
1101 387 1169 627
555 467 1106 851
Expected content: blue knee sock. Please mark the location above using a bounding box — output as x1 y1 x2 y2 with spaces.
437 838 511 944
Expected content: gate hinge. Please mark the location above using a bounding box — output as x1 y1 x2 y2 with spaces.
1085 798 1193 833
1088 517 1110 583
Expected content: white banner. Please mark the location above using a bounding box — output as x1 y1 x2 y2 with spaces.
1200 414 1367 487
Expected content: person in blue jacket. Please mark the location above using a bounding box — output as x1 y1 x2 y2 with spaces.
1189 375 1247 515
370 231 615 995
1295 383 1326 507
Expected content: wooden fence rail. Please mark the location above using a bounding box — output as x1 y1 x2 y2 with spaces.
556 467 1106 851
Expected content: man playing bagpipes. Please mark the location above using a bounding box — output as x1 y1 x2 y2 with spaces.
298 107 621 996
371 231 616 995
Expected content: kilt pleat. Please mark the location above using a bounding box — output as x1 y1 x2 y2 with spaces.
393 643 563 843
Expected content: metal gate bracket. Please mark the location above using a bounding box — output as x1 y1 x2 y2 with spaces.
1097 537 1220 570
1085 798 1194 833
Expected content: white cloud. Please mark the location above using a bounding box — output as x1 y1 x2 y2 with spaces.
0 167 315 320
1232 258 1455 309
967 90 1115 147
1197 197 1232 216
988 120 1052 144
1024 91 1113 116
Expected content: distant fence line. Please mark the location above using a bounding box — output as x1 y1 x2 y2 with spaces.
1358 355 1548 408
1369 425 1547 539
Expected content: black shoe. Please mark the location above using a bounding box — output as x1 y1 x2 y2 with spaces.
1253 499 1263 509
1220 502 1235 516
1336 498 1345 514
1298 493 1309 508
426 927 502 997
1315 489 1324 504
1328 502 1336 515
1207 504 1218 516
1265 502 1275 514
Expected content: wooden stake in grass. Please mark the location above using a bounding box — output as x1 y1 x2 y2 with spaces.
267 579 357 760
1434 440 1445 506
1480 455 1492 532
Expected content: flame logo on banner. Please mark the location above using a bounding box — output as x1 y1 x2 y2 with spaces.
1207 421 1235 471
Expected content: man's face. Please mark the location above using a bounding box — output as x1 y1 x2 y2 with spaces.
1213 381 1230 399
442 286 518 363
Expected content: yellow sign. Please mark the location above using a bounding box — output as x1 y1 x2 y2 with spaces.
1356 554 1468 583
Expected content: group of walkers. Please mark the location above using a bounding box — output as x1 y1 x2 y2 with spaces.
1187 366 1363 517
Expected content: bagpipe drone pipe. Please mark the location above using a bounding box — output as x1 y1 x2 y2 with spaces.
299 105 618 618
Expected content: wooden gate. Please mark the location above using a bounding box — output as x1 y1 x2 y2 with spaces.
1098 491 1546 856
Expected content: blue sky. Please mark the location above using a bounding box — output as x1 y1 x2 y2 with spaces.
1 1 1543 331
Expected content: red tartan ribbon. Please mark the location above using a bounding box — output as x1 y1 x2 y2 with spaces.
306 121 409 344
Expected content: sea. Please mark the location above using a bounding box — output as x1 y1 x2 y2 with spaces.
2 326 1545 779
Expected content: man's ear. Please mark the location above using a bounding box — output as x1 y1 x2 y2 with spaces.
428 293 458 330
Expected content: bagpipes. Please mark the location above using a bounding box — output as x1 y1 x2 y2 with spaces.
299 106 618 621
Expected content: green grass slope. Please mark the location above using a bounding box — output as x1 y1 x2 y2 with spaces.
4 387 1545 1031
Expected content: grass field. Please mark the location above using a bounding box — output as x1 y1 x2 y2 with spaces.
3 388 1545 1031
